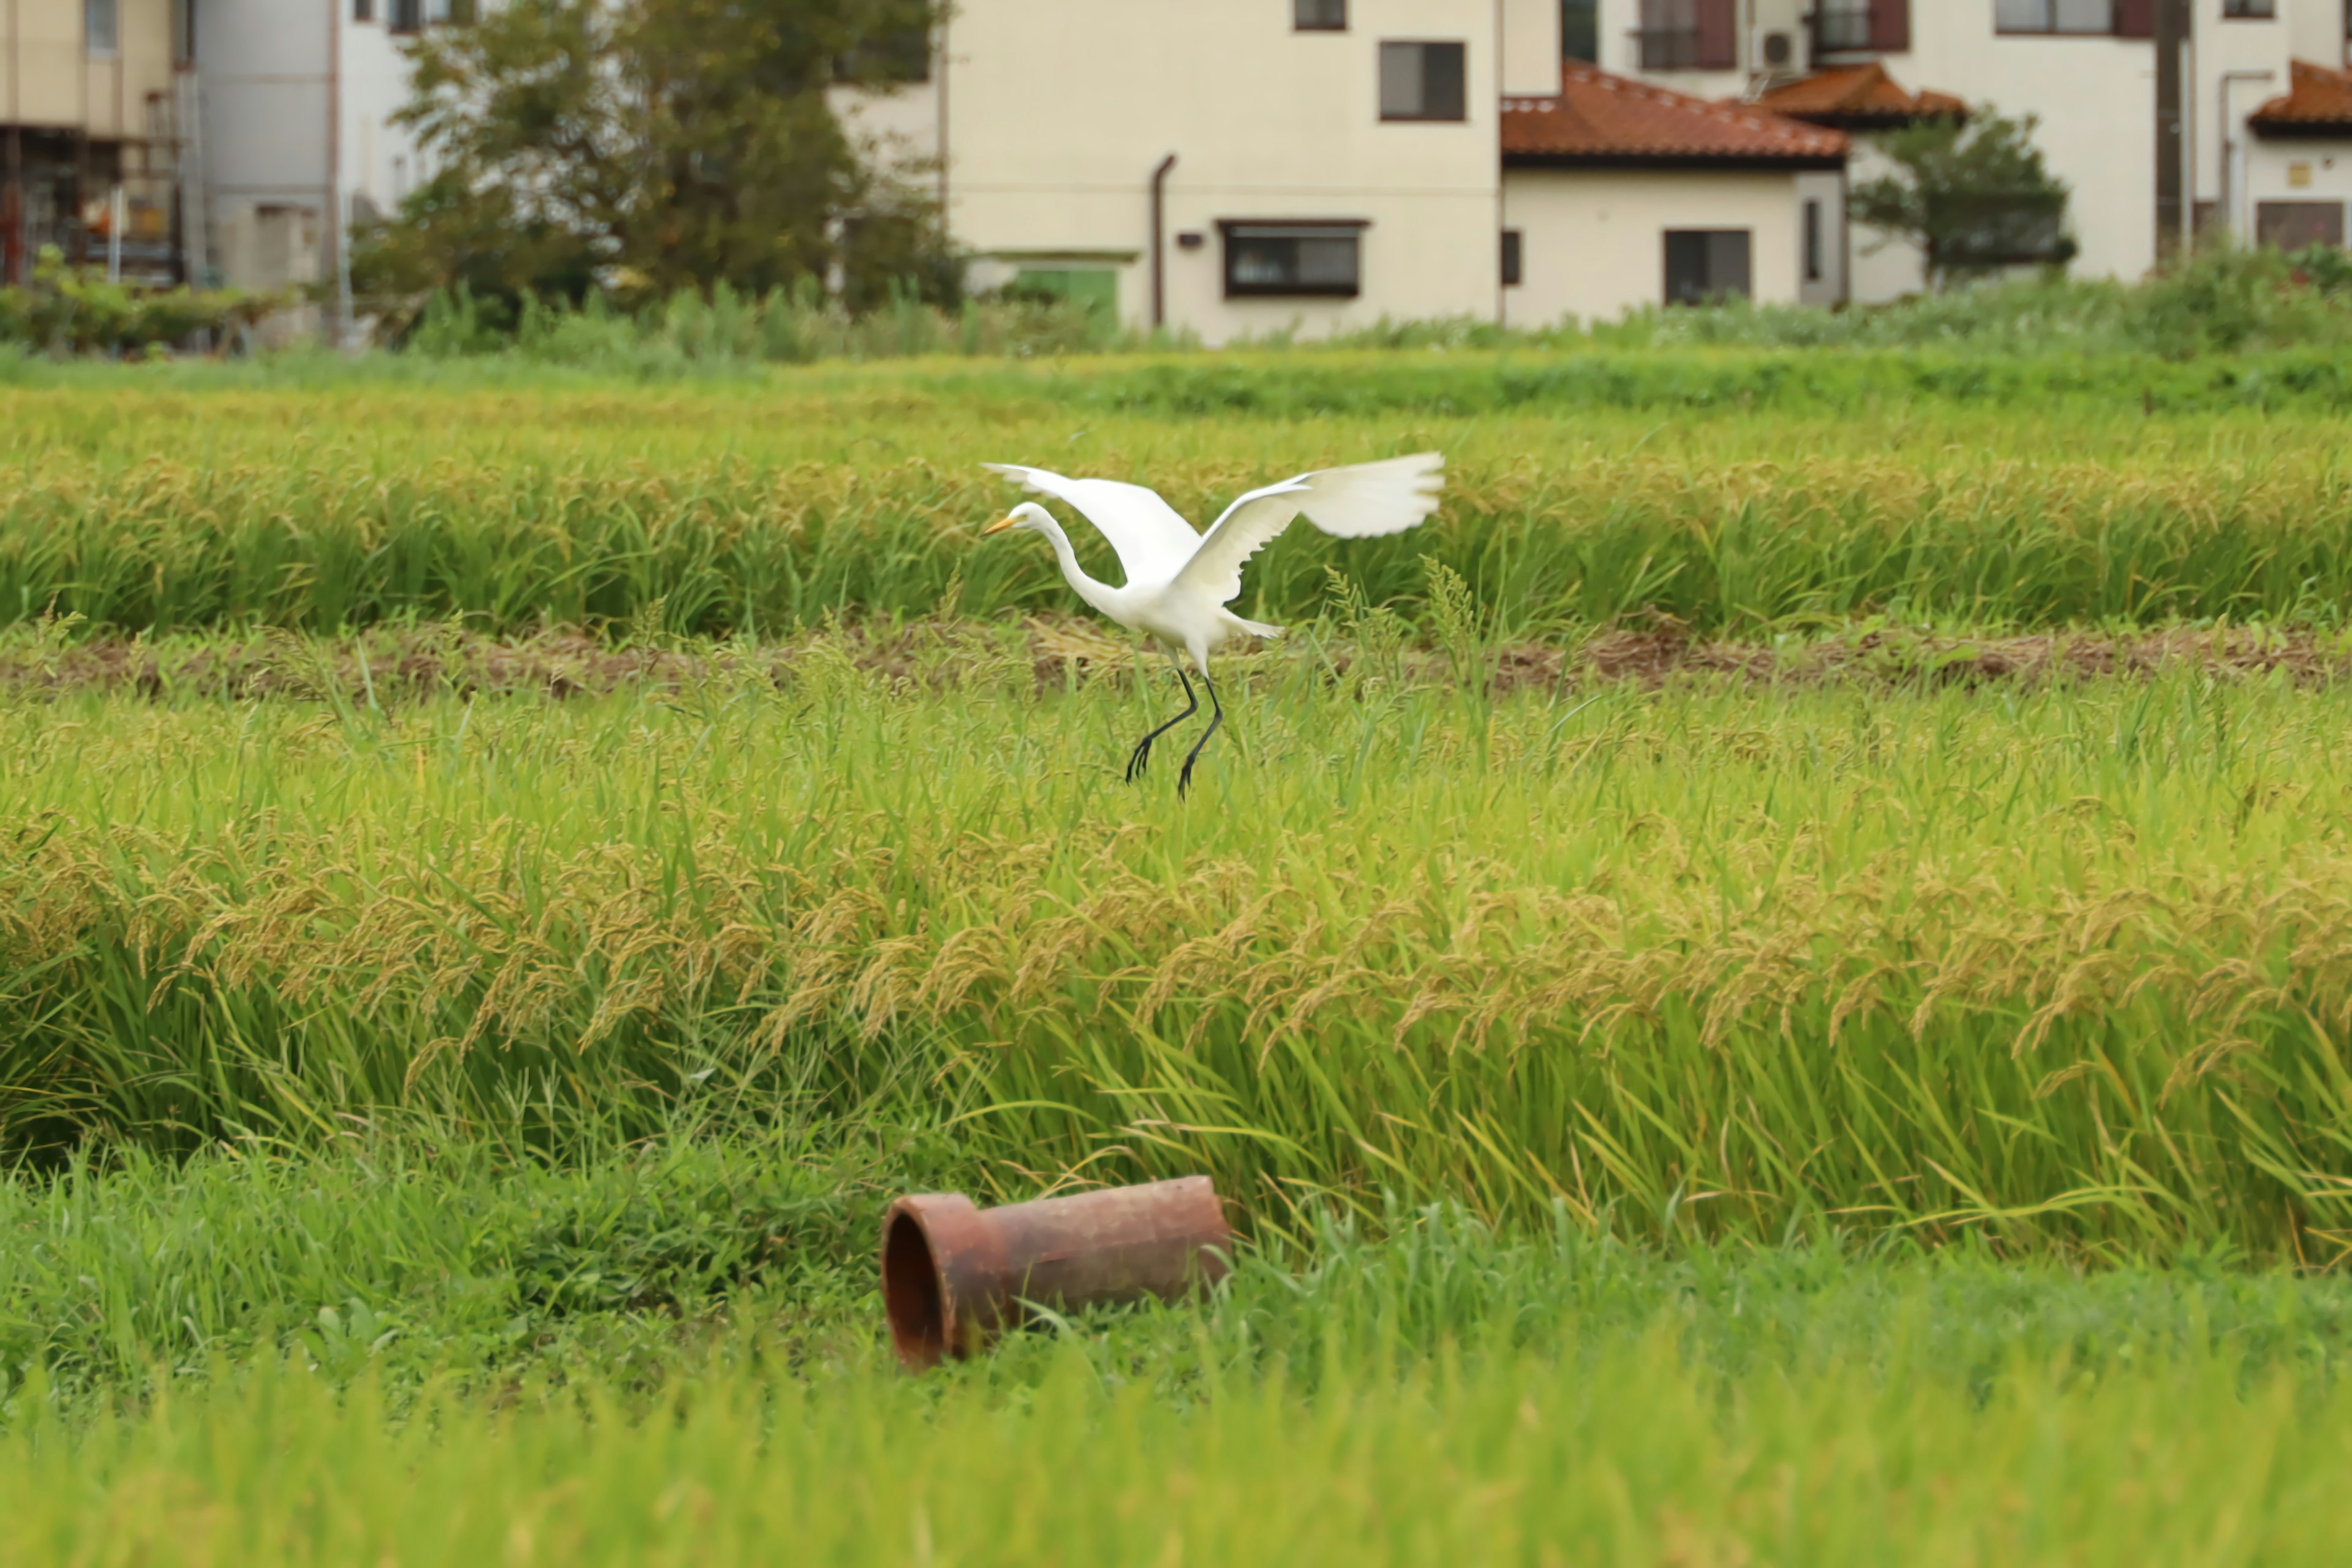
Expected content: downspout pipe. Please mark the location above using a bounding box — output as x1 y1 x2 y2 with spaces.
882 1175 1232 1370
2218 69 2276 244
1148 152 1176 331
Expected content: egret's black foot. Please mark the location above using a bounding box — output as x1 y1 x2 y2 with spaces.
1127 664 1200 786
1175 675 1223 799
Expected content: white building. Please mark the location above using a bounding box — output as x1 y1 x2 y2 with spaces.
1595 0 2352 301
837 0 1844 341
198 0 448 320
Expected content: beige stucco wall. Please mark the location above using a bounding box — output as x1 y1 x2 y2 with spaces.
1500 165 1805 327
4 0 178 137
842 0 1512 342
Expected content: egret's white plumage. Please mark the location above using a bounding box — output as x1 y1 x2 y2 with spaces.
979 452 1444 789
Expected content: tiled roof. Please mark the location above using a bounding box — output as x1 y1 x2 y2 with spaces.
1502 66 1848 169
2248 59 2352 137
1757 64 1966 129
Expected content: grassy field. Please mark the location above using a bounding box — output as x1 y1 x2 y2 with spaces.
8 350 2352 1562
9 354 2352 636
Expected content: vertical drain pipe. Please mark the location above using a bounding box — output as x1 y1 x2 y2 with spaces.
1148 152 1176 331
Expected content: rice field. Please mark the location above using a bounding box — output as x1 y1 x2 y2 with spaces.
8 350 2352 1564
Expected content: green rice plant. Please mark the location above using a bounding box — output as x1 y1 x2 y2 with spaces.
7 1227 2352 1567
5 660 2351 1258
7 371 2352 638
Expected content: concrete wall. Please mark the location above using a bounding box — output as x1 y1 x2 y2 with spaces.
1500 165 1804 326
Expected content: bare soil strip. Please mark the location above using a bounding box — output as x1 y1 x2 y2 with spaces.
1 620 2343 702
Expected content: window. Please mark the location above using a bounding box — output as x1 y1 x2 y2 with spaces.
2256 202 2345 250
1814 2 1872 50
1221 222 1365 298
1501 230 1523 287
1804 200 1823 282
390 0 421 31
1561 0 1599 61
1995 0 2116 34
355 0 375 18
1295 0 1346 31
1638 0 1736 70
2222 0 2275 14
1664 230 1752 305
173 0 195 59
1379 42 1466 121
84 0 118 56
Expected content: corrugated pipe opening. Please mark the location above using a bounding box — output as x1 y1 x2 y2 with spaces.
883 1210 946 1367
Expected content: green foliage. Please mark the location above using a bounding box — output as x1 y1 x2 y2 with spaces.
7 659 2352 1257
399 276 1131 368
0 246 283 357
356 0 946 331
9 1199 2352 1562
12 377 2352 639
1849 107 2076 284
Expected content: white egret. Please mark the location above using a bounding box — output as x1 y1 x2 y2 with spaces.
979 453 1444 793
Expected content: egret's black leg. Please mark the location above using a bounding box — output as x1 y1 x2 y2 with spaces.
1126 662 1199 782
1177 673 1223 797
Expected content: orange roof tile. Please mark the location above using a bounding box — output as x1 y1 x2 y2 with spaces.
1502 65 1847 169
1757 64 1967 129
2249 59 2352 137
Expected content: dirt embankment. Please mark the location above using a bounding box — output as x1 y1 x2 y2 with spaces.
0 620 2342 703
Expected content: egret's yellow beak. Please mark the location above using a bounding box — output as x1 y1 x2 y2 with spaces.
981 512 1019 537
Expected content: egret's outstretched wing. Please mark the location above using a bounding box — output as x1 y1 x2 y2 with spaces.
1171 452 1444 605
983 464 1202 586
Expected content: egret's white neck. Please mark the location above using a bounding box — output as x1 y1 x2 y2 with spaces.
1031 514 1122 617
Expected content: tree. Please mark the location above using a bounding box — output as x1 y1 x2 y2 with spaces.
353 0 943 326
1849 107 2076 289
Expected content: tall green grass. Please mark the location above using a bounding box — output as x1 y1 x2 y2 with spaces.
8 372 2352 636
7 652 2350 1257
10 1202 2352 1566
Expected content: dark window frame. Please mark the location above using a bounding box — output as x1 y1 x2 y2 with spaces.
1379 40 1469 123
354 0 375 20
1812 1 1873 51
2220 0 2275 16
388 0 423 34
1562 0 1599 62
1994 0 2123 36
1219 220 1368 300
1803 200 1823 282
1664 228 1754 307
84 0 119 56
1294 0 1348 32
1637 0 1736 70
1501 229 1523 287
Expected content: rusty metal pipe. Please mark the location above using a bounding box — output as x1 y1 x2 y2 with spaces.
881 1175 1231 1370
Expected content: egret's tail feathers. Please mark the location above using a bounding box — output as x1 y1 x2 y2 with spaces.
1232 616 1284 639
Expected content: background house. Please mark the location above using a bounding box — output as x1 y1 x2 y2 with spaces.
199 0 446 334
1594 0 2352 301
1 0 194 285
1500 67 1847 326
837 0 1842 340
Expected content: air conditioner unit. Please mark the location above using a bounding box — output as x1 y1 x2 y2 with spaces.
1754 28 1796 71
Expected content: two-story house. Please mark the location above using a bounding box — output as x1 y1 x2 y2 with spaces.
840 0 1848 339
1 0 195 284
1594 0 2352 301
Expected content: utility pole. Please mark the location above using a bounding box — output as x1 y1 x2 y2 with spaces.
2155 0 2188 263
